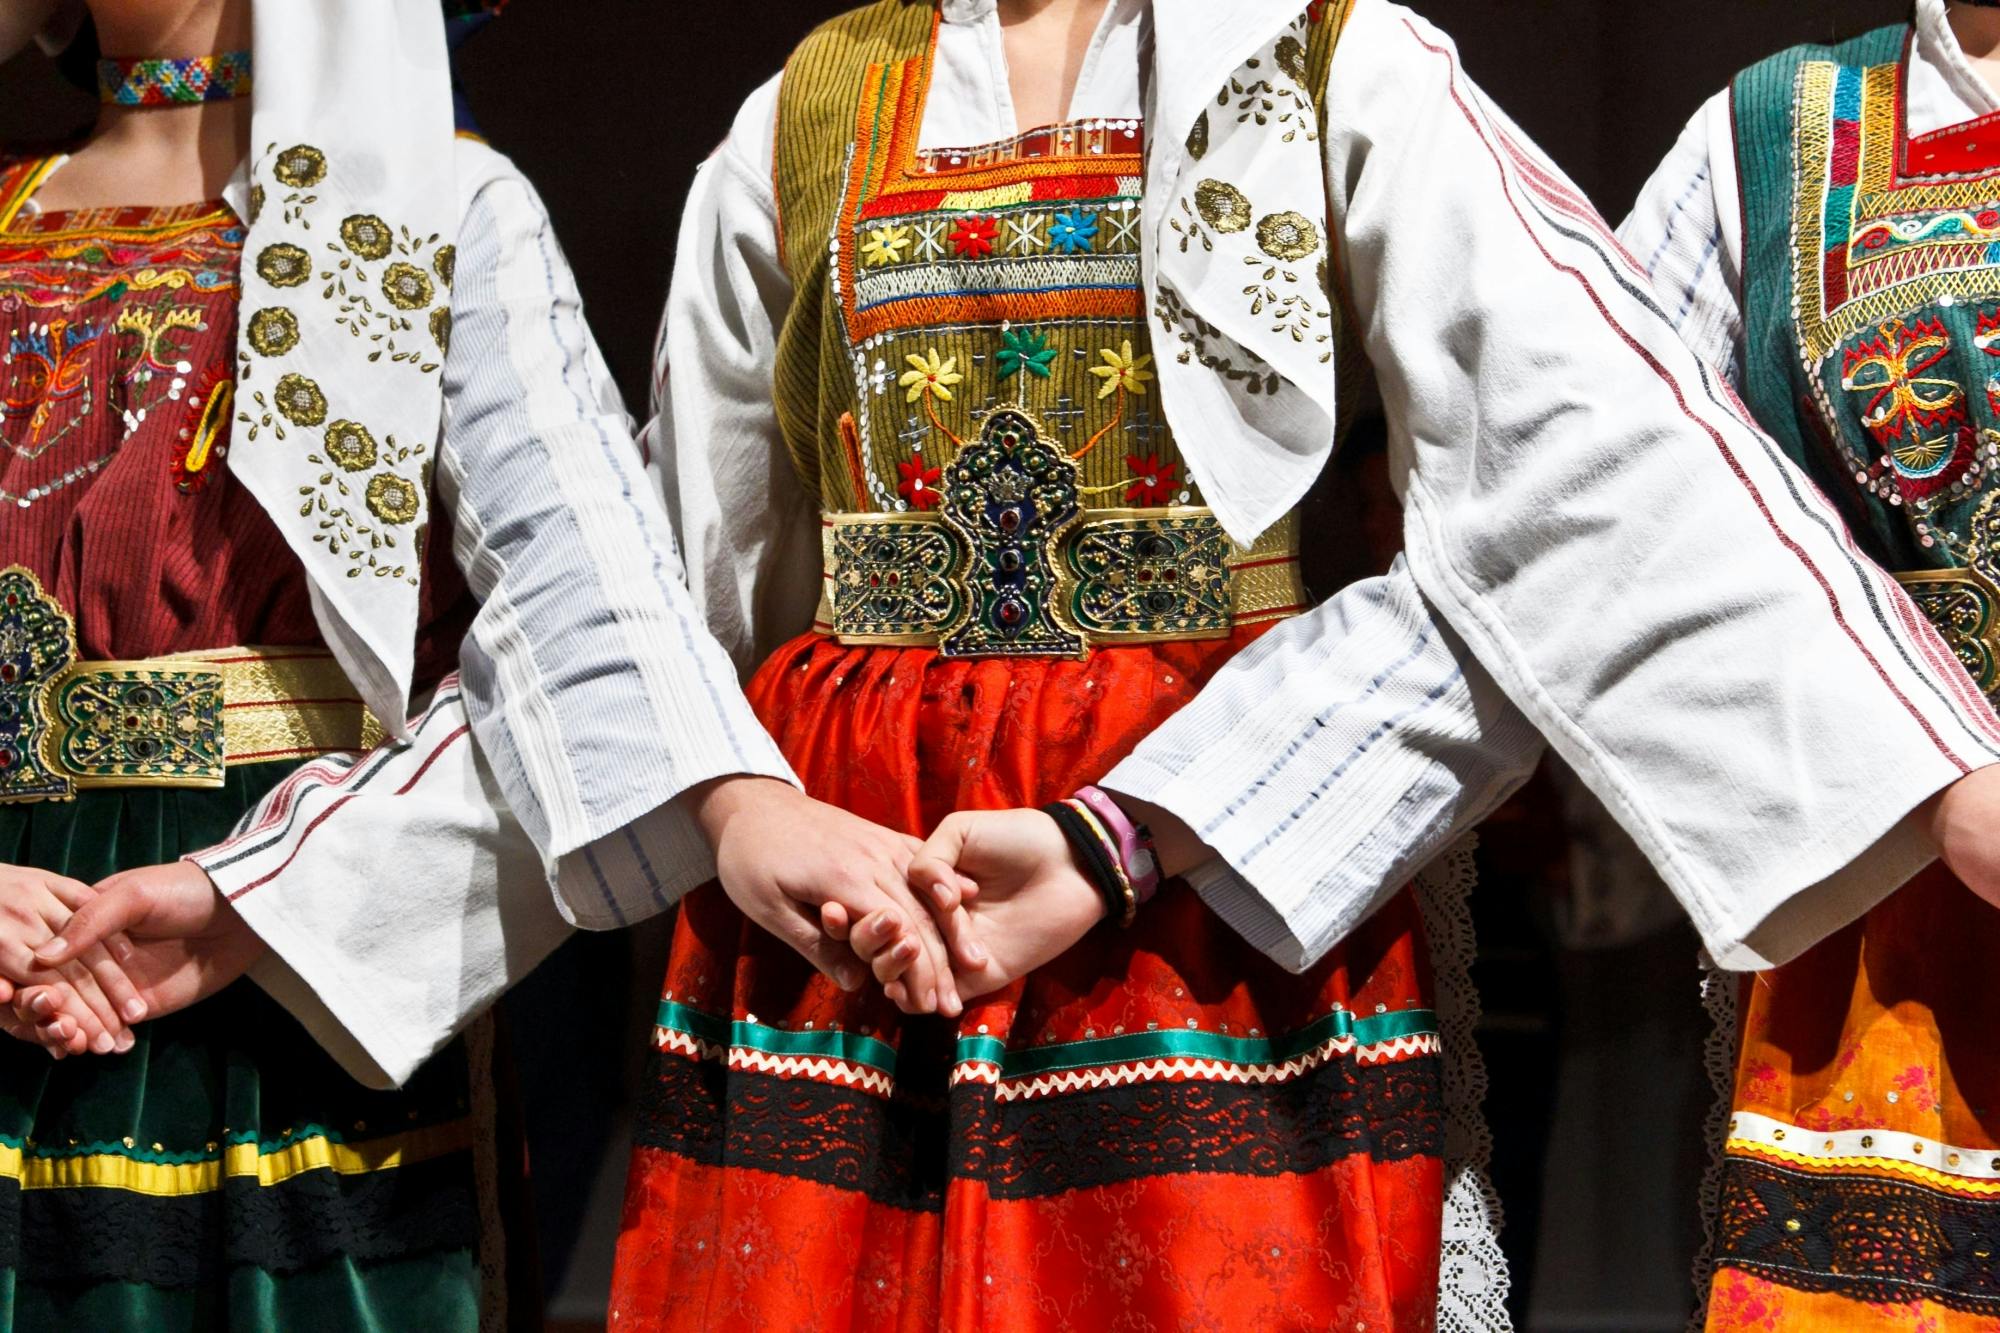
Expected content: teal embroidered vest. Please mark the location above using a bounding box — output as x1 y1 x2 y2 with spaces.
1737 23 2000 701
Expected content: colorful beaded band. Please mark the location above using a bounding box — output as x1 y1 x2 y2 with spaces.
1072 785 1162 907
98 52 253 107
1044 799 1138 927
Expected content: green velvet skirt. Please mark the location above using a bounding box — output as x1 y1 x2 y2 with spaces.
0 766 483 1332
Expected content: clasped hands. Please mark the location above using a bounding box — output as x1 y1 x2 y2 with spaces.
0 777 1107 1057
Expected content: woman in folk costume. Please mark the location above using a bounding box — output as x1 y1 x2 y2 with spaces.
1620 0 2000 1326
0 0 911 1324
598 0 2000 1327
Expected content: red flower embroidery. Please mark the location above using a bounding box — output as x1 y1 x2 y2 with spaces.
1124 454 1180 505
899 457 943 510
949 216 999 260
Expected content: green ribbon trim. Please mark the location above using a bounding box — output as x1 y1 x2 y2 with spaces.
961 1007 1437 1080
658 1002 1438 1085
656 1000 900 1076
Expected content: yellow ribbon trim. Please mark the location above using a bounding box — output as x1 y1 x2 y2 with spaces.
0 1119 472 1199
1728 1137 2000 1198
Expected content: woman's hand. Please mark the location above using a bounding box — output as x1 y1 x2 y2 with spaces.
0 864 145 1057
25 861 264 1038
902 809 1107 1004
693 777 975 1017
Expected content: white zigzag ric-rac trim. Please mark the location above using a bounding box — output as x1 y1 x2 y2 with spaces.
653 1026 897 1098
654 1026 724 1062
727 1048 896 1097
988 1032 1441 1102
950 1062 1002 1088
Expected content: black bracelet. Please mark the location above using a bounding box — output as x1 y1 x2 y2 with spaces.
1043 801 1128 925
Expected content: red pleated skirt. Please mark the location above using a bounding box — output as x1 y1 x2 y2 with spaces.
609 629 1446 1331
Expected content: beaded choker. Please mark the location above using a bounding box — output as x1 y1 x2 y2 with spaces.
98 52 253 106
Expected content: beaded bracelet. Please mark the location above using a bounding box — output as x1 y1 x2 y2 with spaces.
1043 799 1138 927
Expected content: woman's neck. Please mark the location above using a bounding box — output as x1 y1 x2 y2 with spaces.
1949 0 2000 90
31 0 252 212
997 0 1113 133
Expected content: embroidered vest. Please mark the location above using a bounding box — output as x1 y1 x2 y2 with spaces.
1737 24 2000 703
770 0 1336 655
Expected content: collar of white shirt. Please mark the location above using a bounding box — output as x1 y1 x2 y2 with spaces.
1912 0 2000 133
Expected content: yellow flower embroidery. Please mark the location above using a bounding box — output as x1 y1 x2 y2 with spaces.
862 225 913 268
1090 342 1155 399
900 350 963 403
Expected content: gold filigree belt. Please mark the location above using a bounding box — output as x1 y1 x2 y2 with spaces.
0 566 382 804
816 504 1307 655
1896 565 2000 706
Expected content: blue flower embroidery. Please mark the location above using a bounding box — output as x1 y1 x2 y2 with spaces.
1049 209 1100 254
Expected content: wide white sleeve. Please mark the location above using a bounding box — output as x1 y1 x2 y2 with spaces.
184 136 815 1085
1616 90 1745 384
442 141 798 930
1103 556 1545 972
647 76 823 679
189 679 569 1090
1334 0 2000 970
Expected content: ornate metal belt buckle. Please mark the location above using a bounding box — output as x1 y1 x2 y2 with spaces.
826 517 967 643
1066 510 1236 640
1895 565 2000 706
0 567 225 803
938 408 1086 659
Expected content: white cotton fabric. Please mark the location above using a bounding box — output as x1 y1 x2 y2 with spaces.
218 0 460 735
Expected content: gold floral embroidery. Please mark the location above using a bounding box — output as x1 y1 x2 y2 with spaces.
365 472 421 525
1196 181 1252 234
1187 111 1211 161
380 262 435 311
1255 211 1319 261
273 144 327 189
1274 35 1309 85
247 307 300 357
272 373 327 426
236 138 439 594
256 242 312 288
295 428 429 581
315 223 444 373
340 214 395 261
261 142 324 227
323 420 379 472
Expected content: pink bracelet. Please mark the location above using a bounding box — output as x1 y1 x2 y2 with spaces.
1071 785 1161 908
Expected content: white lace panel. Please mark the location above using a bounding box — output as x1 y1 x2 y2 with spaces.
1686 966 1741 1333
1414 834 1515 1333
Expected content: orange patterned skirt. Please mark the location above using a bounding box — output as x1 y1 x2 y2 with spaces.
607 629 1447 1331
1708 864 2000 1330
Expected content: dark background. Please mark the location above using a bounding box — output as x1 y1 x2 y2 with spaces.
0 2 1916 1328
